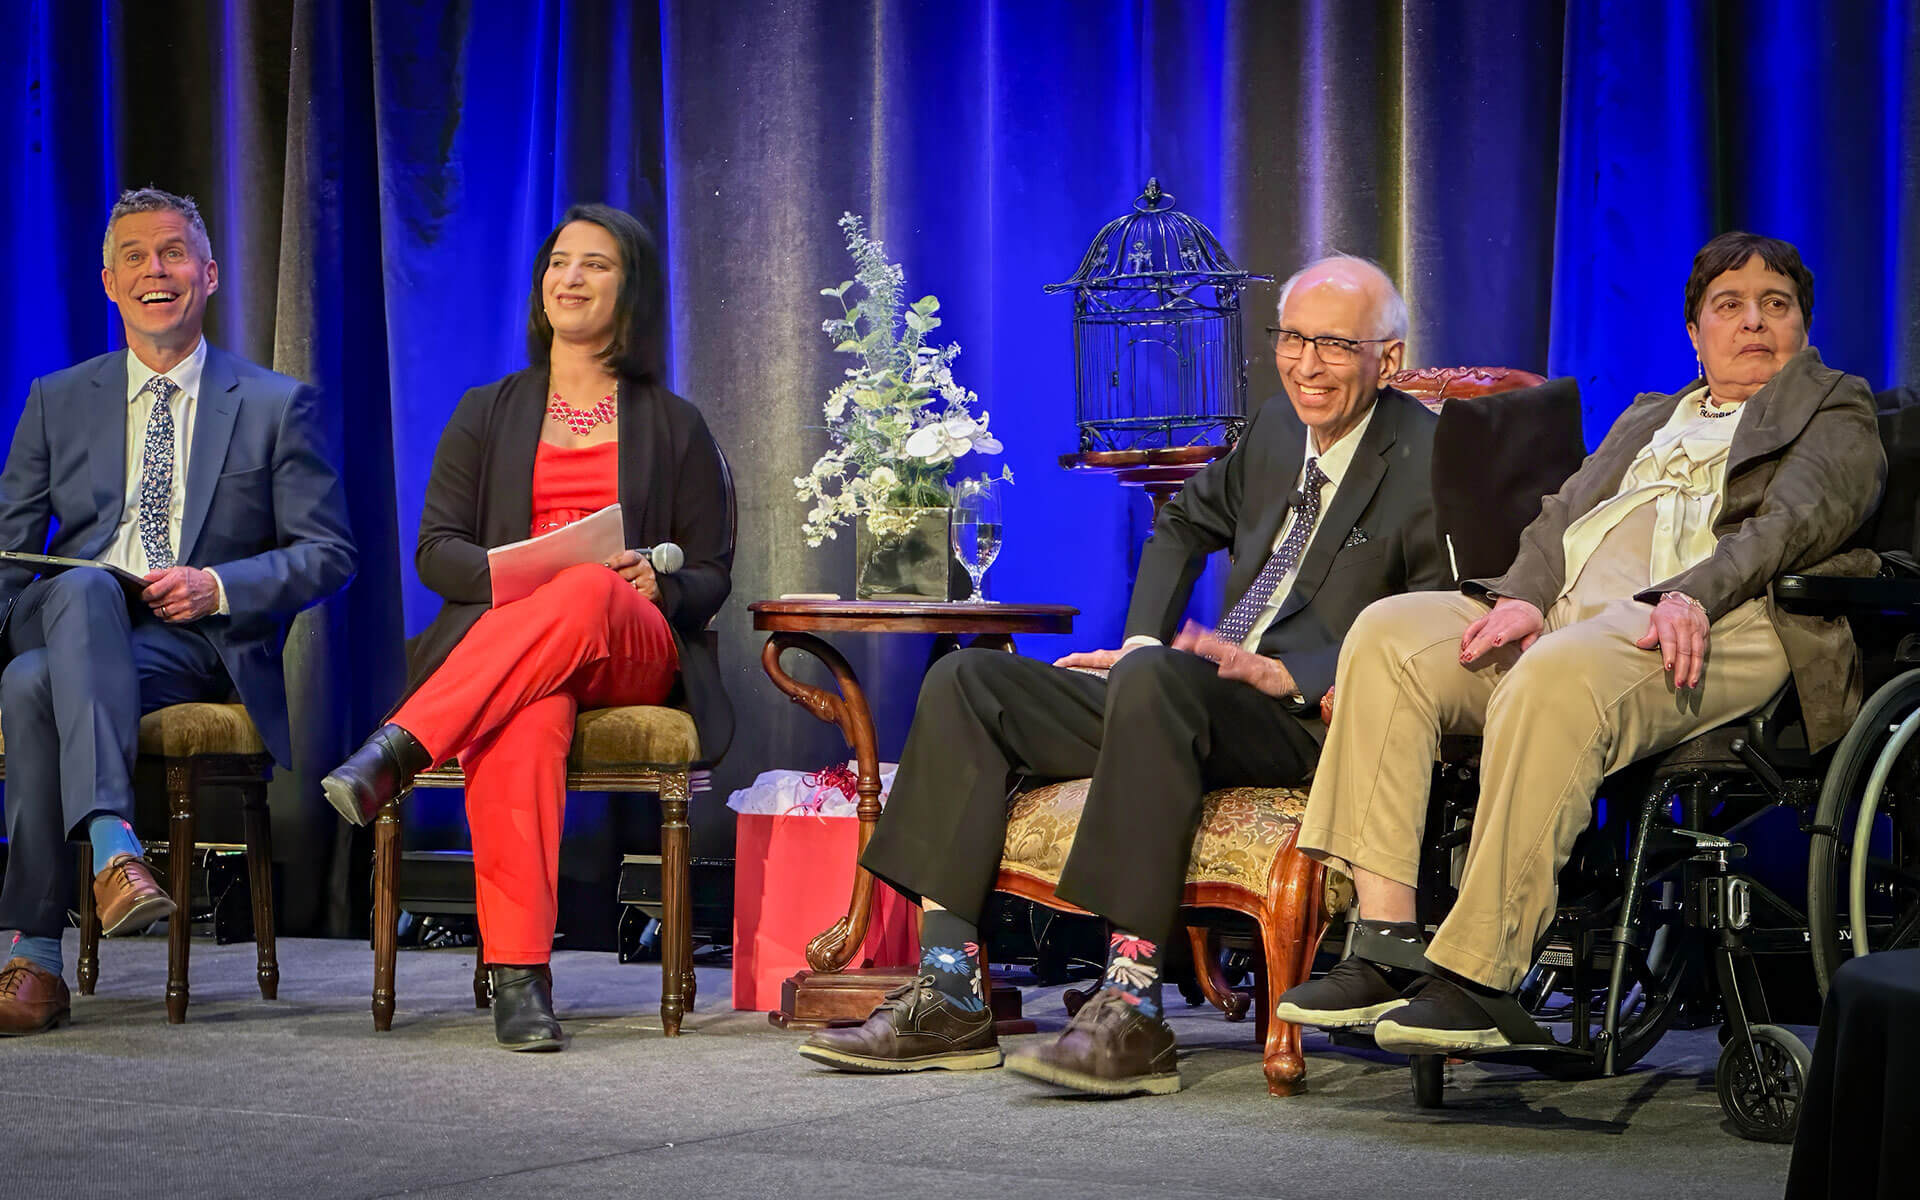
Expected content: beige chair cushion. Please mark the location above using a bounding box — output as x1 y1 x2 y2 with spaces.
1002 779 1313 896
136 703 269 758
0 703 268 761
567 705 700 769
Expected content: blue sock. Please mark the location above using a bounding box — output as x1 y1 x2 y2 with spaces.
87 815 143 874
8 934 62 976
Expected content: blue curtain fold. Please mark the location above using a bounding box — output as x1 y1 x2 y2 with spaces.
1 0 1915 937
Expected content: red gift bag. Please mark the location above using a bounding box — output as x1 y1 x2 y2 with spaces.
731 812 920 1010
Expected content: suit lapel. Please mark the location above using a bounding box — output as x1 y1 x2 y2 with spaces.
87 353 131 551
1726 346 1828 475
1273 392 1397 623
495 370 545 544
178 347 240 563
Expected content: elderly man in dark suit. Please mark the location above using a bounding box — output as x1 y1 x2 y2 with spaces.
799 255 1448 1095
0 188 356 1034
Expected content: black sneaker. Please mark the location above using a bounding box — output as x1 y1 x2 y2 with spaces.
1372 975 1514 1054
1274 957 1409 1028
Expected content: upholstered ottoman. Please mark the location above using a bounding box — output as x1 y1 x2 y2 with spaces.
996 779 1334 1095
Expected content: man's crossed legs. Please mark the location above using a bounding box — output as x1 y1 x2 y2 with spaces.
0 569 230 1035
798 645 1317 1095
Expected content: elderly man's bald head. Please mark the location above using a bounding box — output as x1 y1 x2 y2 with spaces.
1270 254 1409 452
1275 254 1408 341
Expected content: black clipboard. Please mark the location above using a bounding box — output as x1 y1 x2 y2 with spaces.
0 552 149 597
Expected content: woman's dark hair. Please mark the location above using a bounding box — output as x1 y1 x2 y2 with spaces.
527 203 663 380
1683 231 1814 330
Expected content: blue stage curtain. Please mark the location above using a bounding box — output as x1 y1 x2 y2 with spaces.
2 1 1915 937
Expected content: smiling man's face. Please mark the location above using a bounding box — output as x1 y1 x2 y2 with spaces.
101 209 217 360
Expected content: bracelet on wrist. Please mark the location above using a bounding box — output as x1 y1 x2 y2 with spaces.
1661 591 1706 616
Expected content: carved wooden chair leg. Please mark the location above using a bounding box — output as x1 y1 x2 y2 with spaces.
371 792 403 1032
658 773 691 1036
1258 848 1324 1097
75 846 100 996
241 784 279 1000
1184 924 1252 1021
473 933 490 1010
164 762 196 1024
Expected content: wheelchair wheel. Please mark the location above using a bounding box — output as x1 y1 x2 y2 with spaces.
1409 1054 1446 1108
1808 669 1920 993
1716 1024 1811 1143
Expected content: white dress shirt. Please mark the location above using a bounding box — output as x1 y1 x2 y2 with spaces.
104 340 228 612
1126 402 1378 655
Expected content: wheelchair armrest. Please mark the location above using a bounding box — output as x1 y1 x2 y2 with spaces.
1773 570 1920 618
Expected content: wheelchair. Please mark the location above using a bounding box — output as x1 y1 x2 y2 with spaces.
1315 556 1920 1143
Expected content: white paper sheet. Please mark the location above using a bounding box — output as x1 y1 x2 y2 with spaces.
486 503 626 607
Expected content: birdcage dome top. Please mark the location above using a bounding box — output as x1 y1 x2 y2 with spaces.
1045 178 1267 294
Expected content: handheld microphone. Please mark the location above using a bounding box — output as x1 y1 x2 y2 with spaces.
639 542 685 575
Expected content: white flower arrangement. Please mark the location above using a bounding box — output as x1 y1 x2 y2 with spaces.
795 212 1010 547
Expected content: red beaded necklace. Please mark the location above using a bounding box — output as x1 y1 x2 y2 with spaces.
548 388 618 437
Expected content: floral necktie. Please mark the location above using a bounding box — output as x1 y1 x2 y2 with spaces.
1216 458 1330 646
138 376 179 570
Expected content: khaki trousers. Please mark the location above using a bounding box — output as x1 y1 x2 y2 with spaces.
1297 542 1790 990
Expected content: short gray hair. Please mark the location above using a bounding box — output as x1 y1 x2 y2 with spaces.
1275 253 1409 342
102 187 212 268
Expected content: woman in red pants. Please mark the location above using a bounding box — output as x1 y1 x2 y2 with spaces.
324 204 733 1050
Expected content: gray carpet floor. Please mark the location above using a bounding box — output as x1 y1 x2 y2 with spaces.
0 934 1791 1199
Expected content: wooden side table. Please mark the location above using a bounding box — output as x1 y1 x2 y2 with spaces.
749 599 1076 1029
1058 445 1227 515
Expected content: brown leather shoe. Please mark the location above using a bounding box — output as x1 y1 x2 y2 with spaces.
93 853 175 937
797 975 1001 1072
0 958 71 1036
1004 987 1181 1096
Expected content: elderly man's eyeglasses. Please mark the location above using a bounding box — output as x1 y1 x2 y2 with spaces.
1265 327 1397 365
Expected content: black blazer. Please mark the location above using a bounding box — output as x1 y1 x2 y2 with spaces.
402 368 735 763
0 346 357 766
1125 387 1448 738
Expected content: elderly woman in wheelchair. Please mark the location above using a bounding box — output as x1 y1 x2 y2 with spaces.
1275 232 1887 1073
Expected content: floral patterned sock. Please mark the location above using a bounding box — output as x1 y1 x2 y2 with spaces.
1101 930 1165 1020
919 907 985 1011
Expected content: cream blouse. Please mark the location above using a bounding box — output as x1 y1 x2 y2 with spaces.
1558 388 1747 599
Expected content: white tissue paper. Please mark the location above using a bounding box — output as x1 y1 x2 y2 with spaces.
725 761 899 817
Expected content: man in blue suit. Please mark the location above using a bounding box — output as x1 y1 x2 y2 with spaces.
0 188 356 1034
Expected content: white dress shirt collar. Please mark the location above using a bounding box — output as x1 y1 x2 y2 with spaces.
126 338 209 404
1299 397 1377 488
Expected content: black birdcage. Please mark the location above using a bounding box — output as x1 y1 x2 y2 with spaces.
1046 179 1271 453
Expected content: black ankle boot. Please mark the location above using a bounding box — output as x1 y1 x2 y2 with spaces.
489 965 563 1052
321 724 431 826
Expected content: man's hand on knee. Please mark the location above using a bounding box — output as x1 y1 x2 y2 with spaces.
1053 644 1138 670
140 566 219 623
1172 620 1298 699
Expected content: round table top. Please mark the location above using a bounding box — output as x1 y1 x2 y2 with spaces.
750 598 1077 635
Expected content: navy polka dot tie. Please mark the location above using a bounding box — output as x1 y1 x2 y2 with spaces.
138 376 179 571
1216 458 1330 646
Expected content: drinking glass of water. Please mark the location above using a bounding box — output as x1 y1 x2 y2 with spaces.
949 479 1003 603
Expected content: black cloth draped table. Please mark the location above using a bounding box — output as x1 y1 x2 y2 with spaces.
1785 949 1920 1198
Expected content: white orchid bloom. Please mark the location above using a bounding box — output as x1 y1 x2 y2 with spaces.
906 414 998 462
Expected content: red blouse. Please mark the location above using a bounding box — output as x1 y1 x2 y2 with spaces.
529 440 619 537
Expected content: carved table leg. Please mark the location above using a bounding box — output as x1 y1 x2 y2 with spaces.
371 792 402 1032
1260 840 1326 1097
165 763 196 1024
760 632 883 974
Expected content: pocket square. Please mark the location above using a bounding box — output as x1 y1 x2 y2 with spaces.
1343 528 1370 548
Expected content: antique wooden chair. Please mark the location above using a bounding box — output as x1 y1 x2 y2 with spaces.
995 366 1551 1096
368 449 736 1037
0 702 279 1024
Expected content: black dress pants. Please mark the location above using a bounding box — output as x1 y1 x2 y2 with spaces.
0 569 229 938
860 645 1319 945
